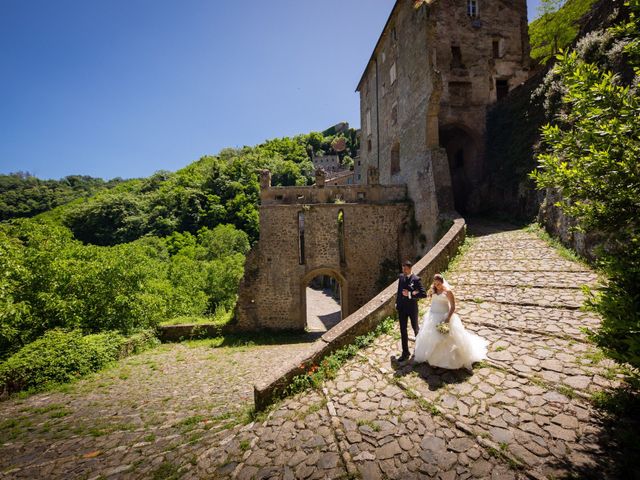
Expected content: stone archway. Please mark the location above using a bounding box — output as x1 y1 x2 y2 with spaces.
300 268 348 332
439 124 481 213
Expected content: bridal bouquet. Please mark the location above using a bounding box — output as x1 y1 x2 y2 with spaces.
436 322 450 335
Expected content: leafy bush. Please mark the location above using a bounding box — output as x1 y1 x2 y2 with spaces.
159 308 232 327
118 329 161 357
0 329 142 394
531 0 640 370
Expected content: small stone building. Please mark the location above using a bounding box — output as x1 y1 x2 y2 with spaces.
312 154 342 173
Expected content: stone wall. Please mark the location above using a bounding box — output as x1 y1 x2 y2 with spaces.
433 0 530 212
253 217 466 411
235 184 415 331
538 189 602 262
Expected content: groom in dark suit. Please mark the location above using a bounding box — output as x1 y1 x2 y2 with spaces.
395 260 427 362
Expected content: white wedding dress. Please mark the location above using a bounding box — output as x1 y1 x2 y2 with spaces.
414 291 488 370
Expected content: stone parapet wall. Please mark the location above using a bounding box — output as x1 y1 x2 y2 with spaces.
253 217 466 410
260 184 407 205
538 189 602 262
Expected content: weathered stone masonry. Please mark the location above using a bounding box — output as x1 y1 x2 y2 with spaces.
235 173 414 331
357 0 531 233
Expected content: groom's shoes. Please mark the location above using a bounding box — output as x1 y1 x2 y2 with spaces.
396 353 410 363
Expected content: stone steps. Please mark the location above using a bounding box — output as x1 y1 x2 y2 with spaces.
454 285 587 309
447 270 600 289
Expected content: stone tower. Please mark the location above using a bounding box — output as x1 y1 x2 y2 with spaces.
356 0 531 249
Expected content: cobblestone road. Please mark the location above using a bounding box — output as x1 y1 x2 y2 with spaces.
0 221 627 479
306 287 341 333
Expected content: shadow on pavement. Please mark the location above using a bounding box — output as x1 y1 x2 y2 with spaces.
389 356 473 390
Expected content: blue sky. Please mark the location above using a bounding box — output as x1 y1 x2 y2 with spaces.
0 0 543 180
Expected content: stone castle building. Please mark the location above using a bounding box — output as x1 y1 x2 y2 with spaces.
235 0 531 331
357 0 530 243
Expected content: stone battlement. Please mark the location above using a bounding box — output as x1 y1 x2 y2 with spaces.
260 184 408 206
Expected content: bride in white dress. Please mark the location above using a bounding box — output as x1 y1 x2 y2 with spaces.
414 274 488 370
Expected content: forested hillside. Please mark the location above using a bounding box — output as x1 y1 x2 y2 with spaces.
0 173 124 221
0 127 358 393
529 0 598 62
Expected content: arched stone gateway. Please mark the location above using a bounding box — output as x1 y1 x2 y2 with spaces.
234 173 414 332
302 268 346 332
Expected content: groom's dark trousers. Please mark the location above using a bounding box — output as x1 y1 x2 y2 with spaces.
396 273 427 357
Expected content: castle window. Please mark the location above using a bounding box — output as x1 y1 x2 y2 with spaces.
390 142 400 176
390 62 397 85
391 102 398 126
467 0 478 17
492 40 500 59
391 27 398 42
365 109 371 136
298 211 305 265
451 46 463 69
367 138 372 152
337 210 345 265
496 79 509 101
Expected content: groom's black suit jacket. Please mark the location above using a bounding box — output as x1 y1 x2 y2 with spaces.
395 273 427 313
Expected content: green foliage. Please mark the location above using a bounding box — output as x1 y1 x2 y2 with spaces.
0 220 248 359
55 129 357 247
0 127 359 375
531 0 640 370
151 461 181 480
485 71 546 219
0 329 154 394
529 0 598 63
0 173 123 221
376 258 400 291
158 307 232 327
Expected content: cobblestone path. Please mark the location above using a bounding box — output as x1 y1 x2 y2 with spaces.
306 287 342 333
0 221 627 479
190 221 626 480
0 339 313 479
